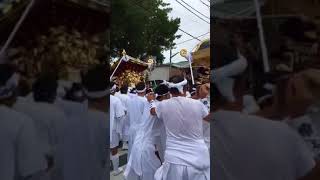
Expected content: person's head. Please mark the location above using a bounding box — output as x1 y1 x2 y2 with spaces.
120 84 128 94
0 64 19 106
32 73 58 104
130 88 137 94
110 82 117 95
136 81 146 96
146 88 153 94
64 83 85 102
155 84 170 101
82 64 109 110
168 75 188 97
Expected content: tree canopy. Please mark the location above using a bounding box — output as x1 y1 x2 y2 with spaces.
110 0 181 64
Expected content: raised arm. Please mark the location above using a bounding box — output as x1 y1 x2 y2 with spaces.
146 92 157 116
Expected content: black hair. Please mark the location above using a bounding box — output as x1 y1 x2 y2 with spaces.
136 82 146 92
82 65 108 93
64 83 84 102
169 75 186 95
32 73 58 103
130 88 137 94
146 88 153 94
120 84 128 94
155 84 169 96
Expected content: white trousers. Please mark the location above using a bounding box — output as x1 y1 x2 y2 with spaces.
125 143 161 180
122 115 130 141
154 162 210 180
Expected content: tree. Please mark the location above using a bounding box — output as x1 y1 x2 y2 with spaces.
110 0 181 64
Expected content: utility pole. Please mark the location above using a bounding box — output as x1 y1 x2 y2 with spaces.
170 48 172 73
169 48 180 75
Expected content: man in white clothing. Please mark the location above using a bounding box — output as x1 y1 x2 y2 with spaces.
0 64 47 180
115 84 131 150
13 73 67 180
153 84 170 163
148 75 210 180
127 82 149 158
110 82 126 175
210 61 316 180
82 65 109 180
124 84 169 180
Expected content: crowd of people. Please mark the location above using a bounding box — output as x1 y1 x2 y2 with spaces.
0 63 108 180
211 20 320 179
110 75 211 180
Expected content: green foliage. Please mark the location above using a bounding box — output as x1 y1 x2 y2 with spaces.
110 0 181 64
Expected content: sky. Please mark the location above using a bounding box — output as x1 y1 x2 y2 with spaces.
162 0 210 64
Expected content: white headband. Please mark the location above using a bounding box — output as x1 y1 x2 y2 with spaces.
0 73 19 100
155 92 169 98
136 87 146 93
160 80 169 85
168 79 188 94
83 88 109 98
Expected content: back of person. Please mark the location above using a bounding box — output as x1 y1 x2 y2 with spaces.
13 101 66 151
158 97 206 141
156 96 209 170
127 95 147 128
86 110 108 180
0 106 46 180
124 105 161 180
212 110 315 180
13 100 66 180
55 99 93 180
116 93 130 110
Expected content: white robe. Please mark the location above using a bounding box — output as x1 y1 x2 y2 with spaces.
152 101 167 163
55 99 95 180
110 95 125 146
124 102 161 180
127 95 149 157
199 98 210 149
86 110 108 180
154 97 210 180
212 110 315 180
0 105 47 180
13 100 67 180
115 93 130 141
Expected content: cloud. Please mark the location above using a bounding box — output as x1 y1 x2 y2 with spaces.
162 0 210 64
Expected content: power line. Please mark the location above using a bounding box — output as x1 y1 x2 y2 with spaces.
176 31 210 45
180 0 210 19
175 0 210 24
178 28 202 41
128 0 202 41
200 0 210 8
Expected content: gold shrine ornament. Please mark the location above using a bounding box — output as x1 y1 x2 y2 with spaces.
147 59 154 64
180 48 188 57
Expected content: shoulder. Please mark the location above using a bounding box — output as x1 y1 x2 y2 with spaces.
0 106 33 131
111 95 120 102
183 97 203 106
